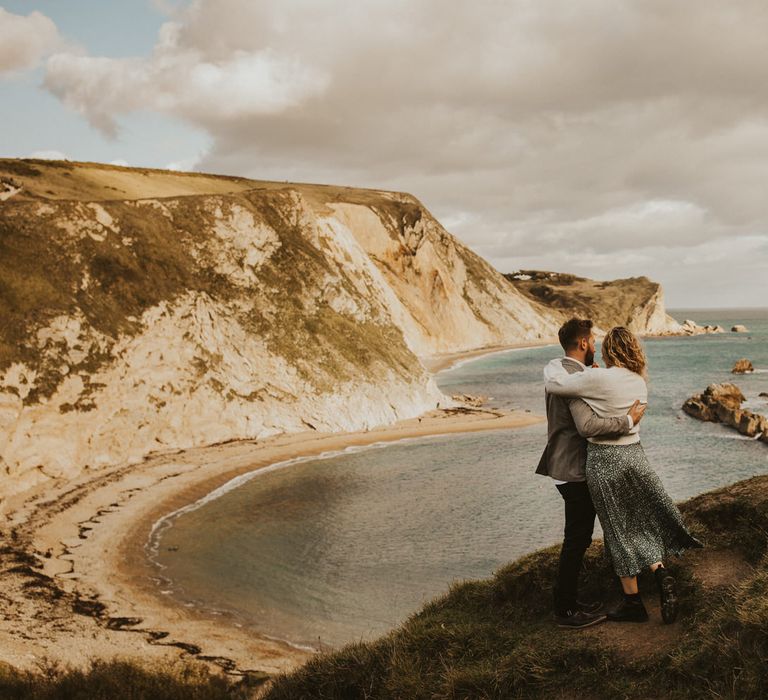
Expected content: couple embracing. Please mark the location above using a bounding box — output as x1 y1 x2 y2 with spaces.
537 318 702 629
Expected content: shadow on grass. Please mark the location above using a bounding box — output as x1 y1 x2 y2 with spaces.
0 658 263 700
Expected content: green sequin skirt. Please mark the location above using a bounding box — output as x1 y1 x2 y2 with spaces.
586 441 702 577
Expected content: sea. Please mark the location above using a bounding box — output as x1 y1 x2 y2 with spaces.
149 308 768 651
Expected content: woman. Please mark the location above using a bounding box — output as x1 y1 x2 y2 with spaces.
545 326 702 624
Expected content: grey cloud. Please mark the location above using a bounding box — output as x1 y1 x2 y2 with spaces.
0 7 60 75
42 0 768 305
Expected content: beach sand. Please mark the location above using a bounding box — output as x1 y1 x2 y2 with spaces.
0 365 544 680
421 339 555 373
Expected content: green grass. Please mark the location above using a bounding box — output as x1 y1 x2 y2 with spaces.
503 270 661 330
0 658 260 700
264 475 768 700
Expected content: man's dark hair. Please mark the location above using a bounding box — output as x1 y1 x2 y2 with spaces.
558 318 593 351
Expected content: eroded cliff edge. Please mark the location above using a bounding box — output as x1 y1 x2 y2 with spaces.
0 160 561 497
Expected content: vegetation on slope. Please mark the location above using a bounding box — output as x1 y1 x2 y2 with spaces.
264 475 768 700
0 658 258 700
0 186 416 403
504 270 664 332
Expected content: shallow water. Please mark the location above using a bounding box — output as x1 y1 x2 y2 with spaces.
151 308 768 649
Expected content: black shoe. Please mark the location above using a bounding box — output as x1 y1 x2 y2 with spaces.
555 609 607 629
607 597 649 623
576 599 603 614
655 567 678 624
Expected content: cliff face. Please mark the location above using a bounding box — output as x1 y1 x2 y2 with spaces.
0 160 559 497
504 270 682 336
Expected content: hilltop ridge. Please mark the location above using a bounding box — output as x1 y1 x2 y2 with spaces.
505 269 682 336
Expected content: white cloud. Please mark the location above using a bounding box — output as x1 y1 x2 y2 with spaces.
0 7 61 75
28 149 69 160
165 153 202 172
109 159 130 167
43 18 330 138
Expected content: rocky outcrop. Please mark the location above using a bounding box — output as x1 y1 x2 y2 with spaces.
731 325 749 333
0 159 561 498
682 383 768 443
504 270 682 336
680 319 725 335
732 359 755 374
0 177 22 201
451 394 488 408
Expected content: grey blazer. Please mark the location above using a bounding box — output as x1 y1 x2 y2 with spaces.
535 357 631 482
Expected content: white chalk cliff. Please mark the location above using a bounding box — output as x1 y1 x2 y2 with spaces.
0 160 563 497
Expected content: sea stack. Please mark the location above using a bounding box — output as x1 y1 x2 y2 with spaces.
732 359 754 374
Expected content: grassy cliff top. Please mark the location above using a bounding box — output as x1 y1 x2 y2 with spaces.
504 269 663 331
0 158 413 211
264 474 768 699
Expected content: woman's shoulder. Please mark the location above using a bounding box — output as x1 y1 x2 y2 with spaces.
607 365 648 386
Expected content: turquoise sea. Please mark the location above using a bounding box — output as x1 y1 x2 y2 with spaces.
149 308 768 650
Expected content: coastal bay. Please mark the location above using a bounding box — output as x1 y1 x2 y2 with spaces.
0 364 542 676
149 309 768 652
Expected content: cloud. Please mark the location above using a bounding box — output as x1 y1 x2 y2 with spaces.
0 7 60 75
40 0 768 305
28 149 69 161
43 16 330 138
165 152 204 171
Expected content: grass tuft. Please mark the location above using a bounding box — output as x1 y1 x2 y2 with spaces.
0 658 256 700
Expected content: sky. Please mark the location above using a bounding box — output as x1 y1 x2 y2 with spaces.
1 1 767 309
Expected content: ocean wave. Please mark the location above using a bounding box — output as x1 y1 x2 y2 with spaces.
715 432 763 441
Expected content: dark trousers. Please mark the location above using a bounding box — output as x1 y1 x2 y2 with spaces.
553 481 596 614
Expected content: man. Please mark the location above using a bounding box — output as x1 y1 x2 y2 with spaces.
536 318 646 629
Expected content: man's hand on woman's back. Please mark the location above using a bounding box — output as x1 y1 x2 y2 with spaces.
628 400 647 425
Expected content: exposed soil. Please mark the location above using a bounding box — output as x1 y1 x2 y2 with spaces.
583 547 753 663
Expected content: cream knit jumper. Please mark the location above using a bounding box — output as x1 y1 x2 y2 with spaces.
544 360 647 446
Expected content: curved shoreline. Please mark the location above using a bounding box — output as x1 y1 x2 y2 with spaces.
1 396 544 677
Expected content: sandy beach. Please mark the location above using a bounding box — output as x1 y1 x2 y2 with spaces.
0 354 544 682
421 339 555 373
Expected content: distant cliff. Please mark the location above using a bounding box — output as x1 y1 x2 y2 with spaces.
0 159 559 496
504 270 682 336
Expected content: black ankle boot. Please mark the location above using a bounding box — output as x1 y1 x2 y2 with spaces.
655 567 678 624
607 594 649 623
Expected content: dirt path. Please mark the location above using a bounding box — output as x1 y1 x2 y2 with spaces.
582 547 753 662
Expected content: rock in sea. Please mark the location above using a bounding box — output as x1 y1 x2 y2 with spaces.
732 358 755 374
683 383 768 443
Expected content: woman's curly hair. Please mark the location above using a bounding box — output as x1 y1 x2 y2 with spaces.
601 326 647 377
